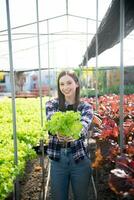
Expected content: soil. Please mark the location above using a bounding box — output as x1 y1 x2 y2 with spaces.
18 156 118 200
6 144 134 200
19 157 44 200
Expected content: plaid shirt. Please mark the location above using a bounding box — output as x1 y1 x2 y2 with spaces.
45 98 93 163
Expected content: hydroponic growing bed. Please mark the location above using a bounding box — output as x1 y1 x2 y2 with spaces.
0 95 134 199
0 97 47 200
84 94 134 199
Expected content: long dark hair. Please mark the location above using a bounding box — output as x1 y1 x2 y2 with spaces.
57 70 80 111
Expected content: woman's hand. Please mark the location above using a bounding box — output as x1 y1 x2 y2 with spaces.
57 133 74 142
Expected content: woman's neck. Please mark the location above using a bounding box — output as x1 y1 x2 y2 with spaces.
65 97 75 105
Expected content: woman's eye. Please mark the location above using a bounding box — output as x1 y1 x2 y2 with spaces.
67 81 72 85
60 81 72 86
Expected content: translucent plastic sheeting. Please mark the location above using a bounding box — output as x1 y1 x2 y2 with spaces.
0 0 111 71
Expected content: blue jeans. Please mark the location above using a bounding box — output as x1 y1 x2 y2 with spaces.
50 148 92 200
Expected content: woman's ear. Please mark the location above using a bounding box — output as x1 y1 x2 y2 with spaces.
76 83 79 88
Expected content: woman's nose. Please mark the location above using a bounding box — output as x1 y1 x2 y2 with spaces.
64 84 68 89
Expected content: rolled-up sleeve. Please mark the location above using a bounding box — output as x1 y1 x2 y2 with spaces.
45 99 58 120
80 102 93 138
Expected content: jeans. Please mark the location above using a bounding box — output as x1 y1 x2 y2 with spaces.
50 148 92 200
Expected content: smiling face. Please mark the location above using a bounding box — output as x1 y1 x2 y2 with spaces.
59 74 79 103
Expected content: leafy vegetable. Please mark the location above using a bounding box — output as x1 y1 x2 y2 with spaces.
0 97 47 199
46 111 82 139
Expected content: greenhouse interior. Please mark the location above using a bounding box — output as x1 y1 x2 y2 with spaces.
0 0 134 199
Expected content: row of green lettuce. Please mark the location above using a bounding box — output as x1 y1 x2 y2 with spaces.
0 97 47 200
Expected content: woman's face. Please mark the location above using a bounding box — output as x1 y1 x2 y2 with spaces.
59 75 78 100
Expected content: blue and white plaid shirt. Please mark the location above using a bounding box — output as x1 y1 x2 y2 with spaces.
45 98 93 163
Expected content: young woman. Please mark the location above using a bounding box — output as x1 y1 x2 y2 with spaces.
46 70 93 200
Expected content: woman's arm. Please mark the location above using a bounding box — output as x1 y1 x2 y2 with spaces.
45 99 59 137
80 102 93 139
45 99 58 120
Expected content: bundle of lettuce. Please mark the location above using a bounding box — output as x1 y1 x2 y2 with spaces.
46 111 83 140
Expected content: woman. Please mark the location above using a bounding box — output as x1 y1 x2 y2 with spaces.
46 70 93 200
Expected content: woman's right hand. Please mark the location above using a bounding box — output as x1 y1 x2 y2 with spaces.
57 133 74 142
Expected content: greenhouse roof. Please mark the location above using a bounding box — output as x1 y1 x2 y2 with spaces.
81 0 134 66
0 0 134 71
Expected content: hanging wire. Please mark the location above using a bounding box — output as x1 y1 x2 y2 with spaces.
5 0 19 199
119 0 125 153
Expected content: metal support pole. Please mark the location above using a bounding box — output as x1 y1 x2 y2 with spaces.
86 19 89 93
45 162 50 200
36 1 45 200
119 0 125 152
94 0 99 196
91 175 98 200
40 140 45 200
36 0 43 127
47 20 51 99
66 0 68 15
6 0 19 199
86 19 88 68
95 0 99 111
65 0 69 69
